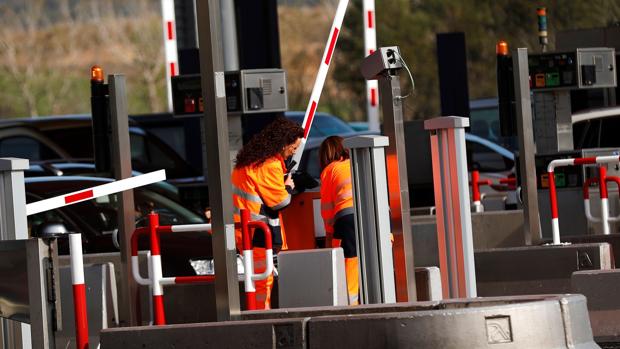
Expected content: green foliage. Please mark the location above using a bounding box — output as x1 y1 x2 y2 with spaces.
1 0 620 121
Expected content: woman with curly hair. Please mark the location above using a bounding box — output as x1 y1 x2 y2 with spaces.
231 116 304 309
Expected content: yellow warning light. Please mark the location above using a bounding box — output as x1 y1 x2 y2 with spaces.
496 41 509 56
91 65 104 82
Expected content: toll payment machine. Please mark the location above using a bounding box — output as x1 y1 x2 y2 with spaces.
171 69 288 117
525 48 619 239
171 69 288 162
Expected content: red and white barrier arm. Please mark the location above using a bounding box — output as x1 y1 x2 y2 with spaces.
547 155 620 244
26 170 166 216
290 0 349 170
69 233 89 349
363 0 380 132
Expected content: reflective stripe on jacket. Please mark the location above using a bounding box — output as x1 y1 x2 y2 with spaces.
320 159 354 234
231 155 291 249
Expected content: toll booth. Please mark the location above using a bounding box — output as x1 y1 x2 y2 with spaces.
519 47 619 239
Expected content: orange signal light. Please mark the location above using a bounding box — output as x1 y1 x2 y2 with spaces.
496 40 509 56
91 65 104 82
537 7 546 16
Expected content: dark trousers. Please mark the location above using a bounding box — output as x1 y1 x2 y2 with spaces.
333 214 356 258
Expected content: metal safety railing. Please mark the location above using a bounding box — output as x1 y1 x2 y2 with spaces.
470 170 492 213
469 171 516 213
547 155 620 244
130 209 273 325
582 170 620 233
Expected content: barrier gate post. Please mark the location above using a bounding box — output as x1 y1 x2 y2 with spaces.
361 46 416 302
0 158 31 349
344 135 396 304
425 117 477 298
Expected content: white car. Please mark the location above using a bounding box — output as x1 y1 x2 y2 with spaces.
572 106 620 149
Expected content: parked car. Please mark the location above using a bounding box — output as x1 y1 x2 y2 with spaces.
26 176 210 275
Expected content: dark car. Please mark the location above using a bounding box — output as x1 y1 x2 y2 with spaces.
26 176 210 275
285 111 358 138
0 115 200 179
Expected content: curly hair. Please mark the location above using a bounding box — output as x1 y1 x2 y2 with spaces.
235 116 304 168
319 135 349 170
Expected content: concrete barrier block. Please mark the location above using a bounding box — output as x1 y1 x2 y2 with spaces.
476 243 612 297
412 210 526 268
415 267 442 301
572 269 620 342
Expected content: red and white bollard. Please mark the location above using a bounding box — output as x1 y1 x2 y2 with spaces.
69 233 89 349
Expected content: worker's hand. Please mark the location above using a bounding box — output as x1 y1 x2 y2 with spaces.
284 172 295 190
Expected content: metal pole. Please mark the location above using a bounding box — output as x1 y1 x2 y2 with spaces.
513 48 542 245
108 75 138 326
378 74 417 302
219 0 242 162
26 238 58 349
220 0 239 71
196 0 241 321
0 158 31 349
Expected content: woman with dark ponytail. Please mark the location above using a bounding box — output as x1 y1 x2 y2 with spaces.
319 135 359 305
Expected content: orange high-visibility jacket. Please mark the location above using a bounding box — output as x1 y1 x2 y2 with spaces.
231 155 291 249
320 159 354 234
